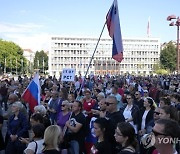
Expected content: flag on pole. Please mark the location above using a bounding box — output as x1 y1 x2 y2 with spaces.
147 17 150 37
22 73 40 112
106 0 123 62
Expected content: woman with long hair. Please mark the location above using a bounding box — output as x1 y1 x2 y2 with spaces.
115 122 138 154
90 118 112 154
122 94 139 134
138 97 155 136
42 125 62 154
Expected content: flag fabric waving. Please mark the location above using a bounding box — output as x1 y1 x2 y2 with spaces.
22 73 40 112
106 0 123 62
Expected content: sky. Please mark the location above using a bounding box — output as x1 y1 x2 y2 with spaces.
0 0 180 52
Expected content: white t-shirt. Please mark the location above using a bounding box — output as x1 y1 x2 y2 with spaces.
123 105 137 133
141 110 150 130
24 139 44 154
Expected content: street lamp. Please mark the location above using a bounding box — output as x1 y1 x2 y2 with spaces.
167 15 180 74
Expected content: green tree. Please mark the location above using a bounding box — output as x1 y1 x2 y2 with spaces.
0 39 26 74
34 50 48 73
160 41 176 72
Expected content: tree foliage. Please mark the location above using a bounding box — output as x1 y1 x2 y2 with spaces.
160 41 176 72
0 39 26 74
34 50 48 73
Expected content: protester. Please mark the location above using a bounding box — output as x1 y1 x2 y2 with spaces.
114 122 138 154
57 100 71 130
1 73 180 154
138 97 155 137
42 125 62 154
48 91 59 124
153 119 180 154
5 101 29 154
121 94 139 134
90 118 112 154
159 105 178 122
65 100 86 154
23 124 45 154
102 95 125 153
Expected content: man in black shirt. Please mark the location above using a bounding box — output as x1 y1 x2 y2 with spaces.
101 95 125 154
65 101 86 154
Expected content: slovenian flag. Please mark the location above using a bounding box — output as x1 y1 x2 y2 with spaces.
106 0 123 62
22 73 40 112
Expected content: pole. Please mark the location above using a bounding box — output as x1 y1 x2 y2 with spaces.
16 58 17 75
21 59 23 74
77 21 107 96
43 57 45 74
4 57 6 74
11 59 12 73
177 23 179 74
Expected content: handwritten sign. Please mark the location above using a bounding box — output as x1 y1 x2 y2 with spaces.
61 68 75 81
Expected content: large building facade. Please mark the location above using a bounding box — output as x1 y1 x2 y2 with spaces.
49 36 160 77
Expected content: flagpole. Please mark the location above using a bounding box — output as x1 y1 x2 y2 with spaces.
77 21 107 96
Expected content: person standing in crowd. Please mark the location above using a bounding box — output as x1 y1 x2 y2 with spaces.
143 89 149 98
0 80 8 111
121 94 139 134
145 107 161 133
171 93 180 110
152 119 180 154
111 86 123 110
56 87 68 115
23 124 45 154
101 95 125 154
134 91 144 110
42 125 62 154
92 88 101 102
159 106 178 122
4 93 27 120
68 93 75 104
96 92 105 103
90 118 112 154
57 100 71 130
114 122 138 154
159 97 171 108
30 113 44 127
5 101 29 154
42 88 51 108
138 97 155 137
82 90 96 118
138 97 155 154
104 96 125 129
91 98 107 117
34 105 51 128
65 101 86 154
4 93 19 120
41 79 49 95
48 91 59 124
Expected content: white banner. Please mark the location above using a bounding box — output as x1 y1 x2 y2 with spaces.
61 68 75 81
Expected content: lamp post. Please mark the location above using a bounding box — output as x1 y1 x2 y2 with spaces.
167 15 180 74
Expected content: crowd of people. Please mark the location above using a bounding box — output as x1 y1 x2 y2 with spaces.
0 74 180 154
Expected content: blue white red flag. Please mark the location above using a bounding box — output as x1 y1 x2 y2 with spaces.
106 0 123 62
22 73 40 112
